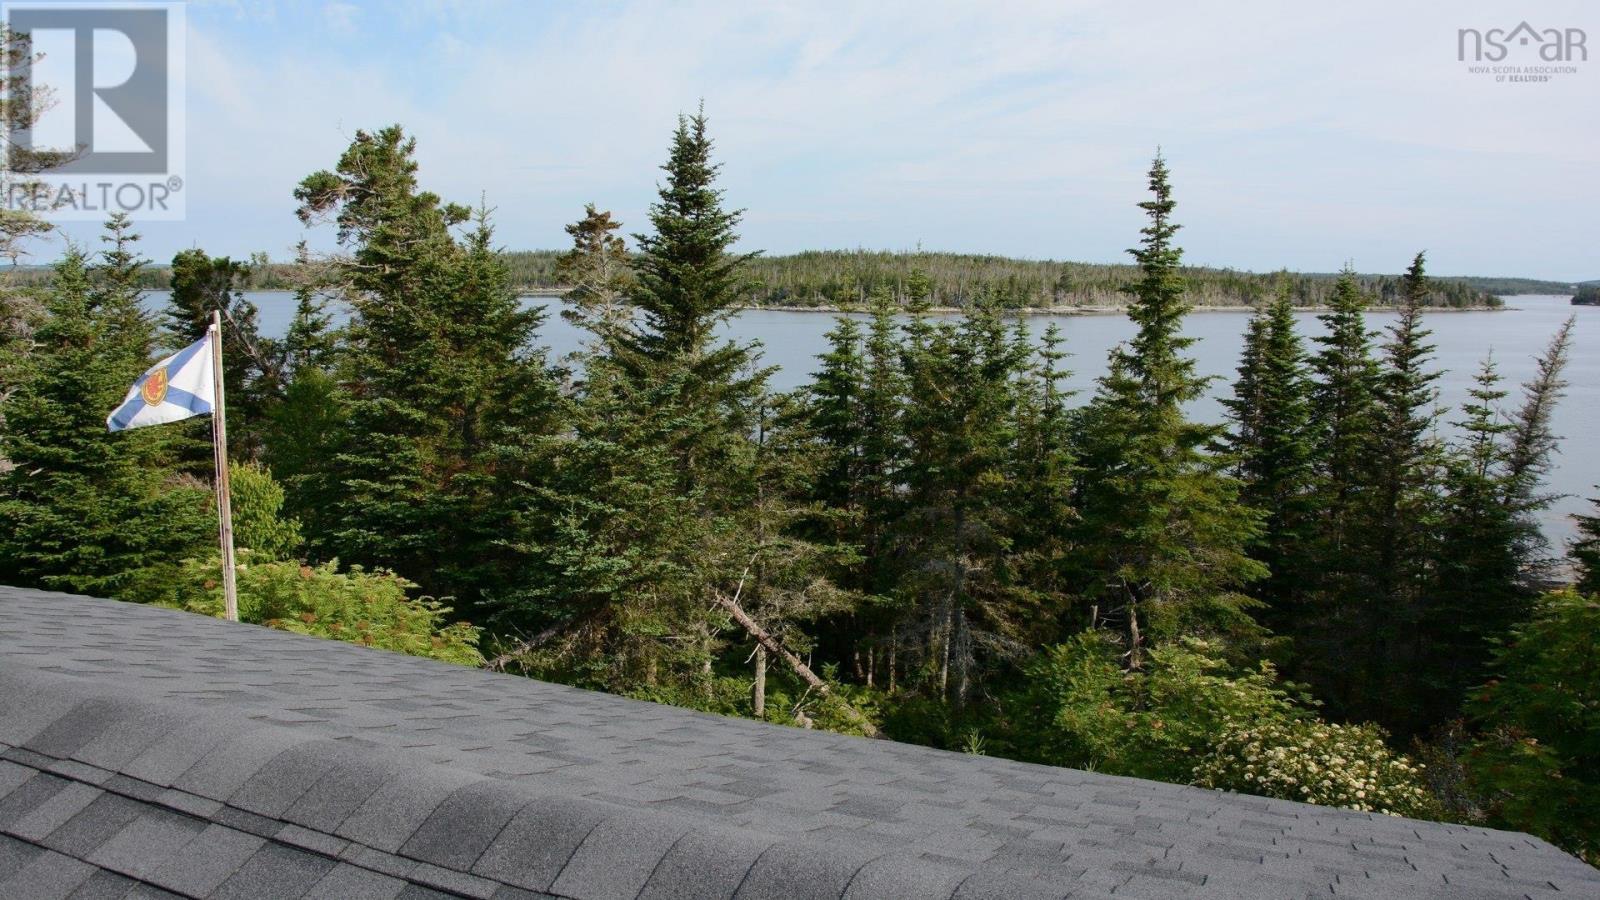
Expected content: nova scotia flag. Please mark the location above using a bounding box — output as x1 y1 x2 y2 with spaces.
106 332 216 431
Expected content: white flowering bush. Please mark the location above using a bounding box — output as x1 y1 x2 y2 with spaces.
1194 719 1438 818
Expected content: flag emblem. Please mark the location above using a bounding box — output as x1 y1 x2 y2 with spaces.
140 367 170 405
107 331 216 432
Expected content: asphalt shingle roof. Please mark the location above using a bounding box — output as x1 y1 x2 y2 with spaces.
0 585 1595 899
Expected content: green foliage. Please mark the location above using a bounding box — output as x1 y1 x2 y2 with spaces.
492 248 1503 311
555 204 634 339
1013 633 1435 817
292 128 564 610
228 462 302 560
1223 280 1314 635
1070 155 1265 668
498 108 767 695
173 557 483 665
1465 590 1600 863
0 224 214 601
1575 497 1600 596
1010 632 1306 782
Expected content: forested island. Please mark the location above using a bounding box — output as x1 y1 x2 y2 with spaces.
3 113 1598 865
1574 283 1600 306
7 246 1577 312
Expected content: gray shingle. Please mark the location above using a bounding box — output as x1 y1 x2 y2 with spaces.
304 862 409 900
0 771 72 832
170 727 311 803
40 793 145 858
399 777 530 870
211 841 337 900
472 794 607 891
733 841 883 900
84 806 206 880
337 766 480 853
22 700 125 760
548 809 691 900
0 832 45 882
282 750 406 834
7 782 102 842
0 847 95 900
64 868 140 899
228 739 367 818
636 826 773 900
145 823 265 897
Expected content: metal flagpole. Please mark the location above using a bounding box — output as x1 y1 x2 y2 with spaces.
210 310 239 622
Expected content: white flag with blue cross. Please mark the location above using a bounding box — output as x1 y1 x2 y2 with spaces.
106 331 216 431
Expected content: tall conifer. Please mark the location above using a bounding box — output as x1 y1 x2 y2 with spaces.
1223 281 1314 633
1071 155 1264 669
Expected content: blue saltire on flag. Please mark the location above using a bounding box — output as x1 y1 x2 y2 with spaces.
106 331 216 431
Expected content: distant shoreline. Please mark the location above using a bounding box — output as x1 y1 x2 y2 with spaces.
738 303 1518 316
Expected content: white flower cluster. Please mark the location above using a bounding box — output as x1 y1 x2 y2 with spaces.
1193 719 1434 817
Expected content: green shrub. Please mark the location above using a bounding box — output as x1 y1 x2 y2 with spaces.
1012 631 1310 782
173 557 482 665
1465 589 1600 863
228 462 303 560
1011 631 1436 817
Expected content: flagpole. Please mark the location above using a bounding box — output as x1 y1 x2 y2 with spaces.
210 310 239 623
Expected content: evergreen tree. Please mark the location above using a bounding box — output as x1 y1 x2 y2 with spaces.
0 235 212 600
806 293 908 685
293 129 562 609
893 301 1034 702
1501 316 1575 584
1300 266 1383 715
556 204 634 341
165 248 277 462
1574 497 1600 596
261 259 346 533
1070 155 1264 670
1007 322 1077 641
1368 251 1445 734
1222 280 1314 634
502 108 764 691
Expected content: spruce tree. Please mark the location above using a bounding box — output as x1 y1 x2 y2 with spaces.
165 249 276 463
1366 252 1445 732
1009 322 1077 640
1573 497 1600 596
1300 266 1383 715
806 294 908 684
1222 280 1313 634
1070 155 1264 670
1501 316 1575 584
1425 357 1523 725
556 204 634 341
293 129 562 609
507 108 765 690
894 301 1033 701
0 237 212 600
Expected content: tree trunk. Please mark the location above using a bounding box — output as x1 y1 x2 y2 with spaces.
1127 596 1144 671
714 590 879 737
752 645 767 718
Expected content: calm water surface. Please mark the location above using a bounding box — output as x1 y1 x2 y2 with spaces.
156 291 1596 549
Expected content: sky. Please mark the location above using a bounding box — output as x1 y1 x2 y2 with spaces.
36 0 1600 281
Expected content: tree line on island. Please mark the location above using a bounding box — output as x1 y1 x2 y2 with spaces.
0 241 1526 313
1 112 1596 863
